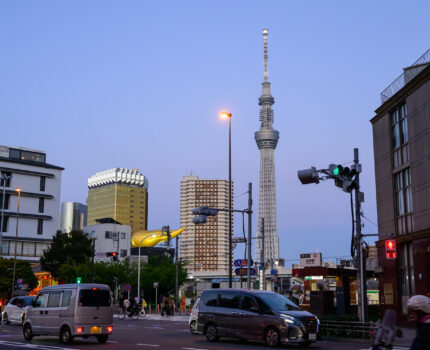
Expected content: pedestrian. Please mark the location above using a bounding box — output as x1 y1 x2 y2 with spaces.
168 297 175 316
407 295 430 350
298 291 304 305
180 295 186 314
161 295 167 316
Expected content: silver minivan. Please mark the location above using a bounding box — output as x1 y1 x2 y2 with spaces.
23 283 113 344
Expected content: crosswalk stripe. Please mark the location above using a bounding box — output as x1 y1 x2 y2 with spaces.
0 340 78 350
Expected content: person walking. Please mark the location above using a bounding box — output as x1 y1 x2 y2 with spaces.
180 295 186 314
168 297 175 316
298 291 304 305
161 295 167 316
407 295 430 350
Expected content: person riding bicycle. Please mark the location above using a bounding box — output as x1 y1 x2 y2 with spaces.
407 295 430 350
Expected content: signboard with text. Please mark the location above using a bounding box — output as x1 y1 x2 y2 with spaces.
300 253 322 267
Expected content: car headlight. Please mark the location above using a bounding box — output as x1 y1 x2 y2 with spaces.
281 315 301 326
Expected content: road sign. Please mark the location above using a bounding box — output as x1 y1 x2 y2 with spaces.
234 259 253 267
270 269 275 275
235 268 256 276
153 282 159 288
125 284 131 291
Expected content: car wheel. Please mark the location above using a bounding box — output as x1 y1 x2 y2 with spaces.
23 324 33 341
60 326 73 344
190 320 197 334
2 313 10 325
299 341 312 348
264 327 280 347
205 323 219 342
97 335 109 343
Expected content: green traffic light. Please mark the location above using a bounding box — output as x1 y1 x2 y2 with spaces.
76 277 82 284
333 167 340 176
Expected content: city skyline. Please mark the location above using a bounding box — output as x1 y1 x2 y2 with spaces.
1 1 430 263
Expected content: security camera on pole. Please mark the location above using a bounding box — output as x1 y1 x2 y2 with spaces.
297 148 368 322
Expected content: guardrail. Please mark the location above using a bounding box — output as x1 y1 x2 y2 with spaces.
320 320 378 339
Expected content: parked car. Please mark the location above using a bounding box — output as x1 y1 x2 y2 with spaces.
196 289 320 347
1 296 35 325
23 283 113 344
188 298 200 334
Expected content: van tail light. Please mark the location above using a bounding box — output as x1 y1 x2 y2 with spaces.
107 326 113 333
196 312 199 319
77 327 84 334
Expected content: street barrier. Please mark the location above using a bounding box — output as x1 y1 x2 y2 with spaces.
321 320 378 339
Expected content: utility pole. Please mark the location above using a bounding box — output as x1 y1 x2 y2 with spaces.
175 236 179 305
354 148 367 322
260 218 265 290
247 183 252 290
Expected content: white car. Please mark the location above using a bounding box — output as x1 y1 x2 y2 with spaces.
188 298 200 334
1 296 35 325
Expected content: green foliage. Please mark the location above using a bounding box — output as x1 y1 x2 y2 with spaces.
0 258 38 298
40 230 92 281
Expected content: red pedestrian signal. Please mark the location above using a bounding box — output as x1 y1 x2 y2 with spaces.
385 240 397 259
107 252 118 261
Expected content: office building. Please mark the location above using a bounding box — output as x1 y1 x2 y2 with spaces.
255 29 280 263
87 168 148 234
0 145 63 261
60 202 87 232
180 175 232 272
371 48 430 313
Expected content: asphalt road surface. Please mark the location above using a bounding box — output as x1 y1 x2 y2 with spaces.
0 317 411 350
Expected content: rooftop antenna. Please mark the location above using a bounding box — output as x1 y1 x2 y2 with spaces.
263 28 269 82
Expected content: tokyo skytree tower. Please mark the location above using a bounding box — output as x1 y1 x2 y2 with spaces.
255 29 280 264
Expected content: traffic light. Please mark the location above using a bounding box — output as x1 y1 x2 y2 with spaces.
328 164 359 192
297 167 319 184
385 240 397 259
192 206 219 224
76 276 82 284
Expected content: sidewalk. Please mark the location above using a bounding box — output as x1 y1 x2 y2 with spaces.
143 314 189 322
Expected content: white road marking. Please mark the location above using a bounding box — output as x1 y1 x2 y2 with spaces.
182 348 209 350
107 340 118 343
360 348 409 350
0 340 78 350
136 344 160 347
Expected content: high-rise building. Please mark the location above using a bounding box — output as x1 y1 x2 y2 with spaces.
371 48 430 314
180 175 232 272
87 168 148 233
0 145 63 262
60 202 87 232
254 29 280 264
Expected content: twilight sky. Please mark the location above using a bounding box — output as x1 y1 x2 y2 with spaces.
1 1 429 265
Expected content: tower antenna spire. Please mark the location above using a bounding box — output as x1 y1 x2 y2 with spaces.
263 28 269 82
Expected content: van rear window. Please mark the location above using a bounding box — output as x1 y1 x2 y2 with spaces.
79 289 111 307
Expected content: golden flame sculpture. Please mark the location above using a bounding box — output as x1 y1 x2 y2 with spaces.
131 227 186 247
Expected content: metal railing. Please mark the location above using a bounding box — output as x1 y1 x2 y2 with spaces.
381 48 430 104
321 320 378 339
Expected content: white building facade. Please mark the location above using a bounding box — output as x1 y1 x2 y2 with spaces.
83 223 131 262
180 175 233 273
0 145 63 262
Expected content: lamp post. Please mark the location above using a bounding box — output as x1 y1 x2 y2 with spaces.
220 111 232 288
0 173 11 255
137 234 156 299
11 187 21 298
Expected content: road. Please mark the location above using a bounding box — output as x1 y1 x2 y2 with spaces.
0 316 411 350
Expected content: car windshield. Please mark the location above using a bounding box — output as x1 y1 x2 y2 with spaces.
256 293 300 311
22 297 35 306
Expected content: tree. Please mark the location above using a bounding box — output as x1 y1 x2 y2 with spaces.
0 258 38 298
40 230 92 281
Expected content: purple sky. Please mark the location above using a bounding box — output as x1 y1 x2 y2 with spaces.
1 1 429 264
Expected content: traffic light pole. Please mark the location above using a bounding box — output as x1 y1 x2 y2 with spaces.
354 148 367 322
247 183 252 290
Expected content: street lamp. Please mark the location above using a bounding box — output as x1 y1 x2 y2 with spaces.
220 111 233 288
0 173 11 255
11 187 21 298
137 234 157 299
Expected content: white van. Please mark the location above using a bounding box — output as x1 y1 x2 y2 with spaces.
23 283 113 344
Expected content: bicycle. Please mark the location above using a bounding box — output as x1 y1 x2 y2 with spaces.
118 304 145 320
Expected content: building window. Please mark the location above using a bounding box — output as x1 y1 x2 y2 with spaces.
121 232 126 239
0 194 10 209
38 198 45 213
40 176 46 192
394 168 413 234
0 172 12 187
1 217 8 233
37 219 43 235
120 249 127 257
9 148 46 163
105 231 113 239
399 243 415 313
391 103 409 167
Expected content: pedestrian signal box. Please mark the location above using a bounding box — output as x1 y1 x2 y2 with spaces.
385 239 397 259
